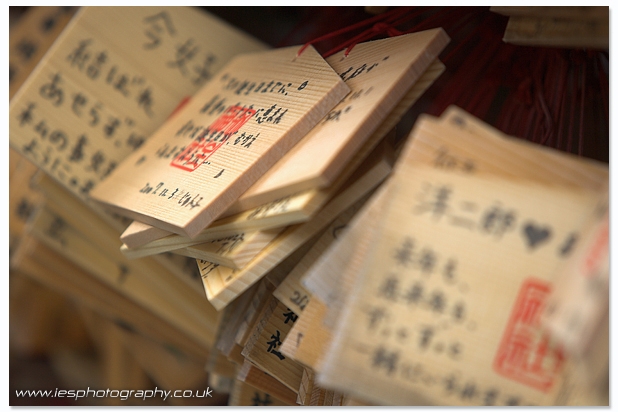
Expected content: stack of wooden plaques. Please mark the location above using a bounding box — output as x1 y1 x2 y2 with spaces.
171 108 608 407
84 25 450 406
286 106 609 406
11 6 607 408
9 5 453 406
9 7 103 404
88 27 451 315
9 6 266 405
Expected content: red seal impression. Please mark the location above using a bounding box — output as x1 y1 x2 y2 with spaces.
171 105 256 172
493 278 565 392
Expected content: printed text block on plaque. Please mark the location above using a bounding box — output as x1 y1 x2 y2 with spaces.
90 45 349 238
9 6 268 205
317 165 600 406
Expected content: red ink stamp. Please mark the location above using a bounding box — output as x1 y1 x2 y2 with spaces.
171 105 255 172
493 278 565 392
583 215 609 277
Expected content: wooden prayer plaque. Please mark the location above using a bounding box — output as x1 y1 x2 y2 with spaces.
232 28 450 209
200 147 391 310
242 297 304 393
90 45 349 238
117 58 445 249
318 164 602 406
9 6 268 204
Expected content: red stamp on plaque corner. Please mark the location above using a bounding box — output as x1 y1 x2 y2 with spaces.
493 278 565 392
171 105 256 172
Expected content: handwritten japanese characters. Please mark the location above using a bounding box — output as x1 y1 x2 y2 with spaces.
319 166 601 406
115 57 445 250
234 29 450 209
9 6 78 99
90 44 349 238
242 297 305 393
10 7 268 206
314 109 607 406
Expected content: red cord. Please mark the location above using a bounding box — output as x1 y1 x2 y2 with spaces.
296 6 414 57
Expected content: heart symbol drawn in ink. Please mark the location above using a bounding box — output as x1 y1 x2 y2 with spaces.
522 222 552 250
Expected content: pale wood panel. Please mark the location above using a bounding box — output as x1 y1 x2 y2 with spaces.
297 368 313 405
119 58 445 248
317 164 602 405
10 6 268 208
272 184 372 313
9 6 77 253
118 138 391 257
90 45 350 238
228 379 289 406
9 148 23 183
72 6 268 97
541 189 608 392
304 108 602 406
237 360 298 405
232 281 276 350
120 220 171 249
241 297 304 393
310 386 344 406
263 234 325 290
300 103 607 355
10 235 209 359
34 172 206 295
283 187 388 377
34 171 131 234
344 397 379 406
492 6 609 51
280 296 331 371
302 180 392 331
150 252 204 294
212 281 262 358
502 15 608 49
95 318 152 405
26 205 219 349
173 229 283 270
207 293 250 373
118 192 319 257
9 157 44 257
200 150 392 310
204 308 238 380
115 324 217 406
38 194 211 310
429 106 608 188
542 201 609 354
297 368 345 406
230 29 450 208
298 108 608 402
207 373 236 395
